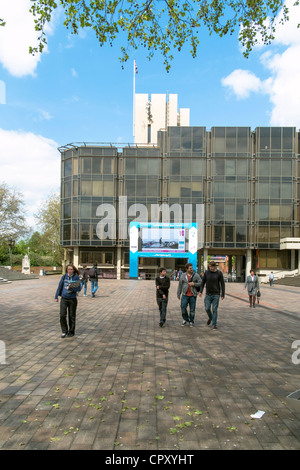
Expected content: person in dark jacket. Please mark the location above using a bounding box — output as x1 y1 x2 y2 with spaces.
55 264 82 337
199 261 225 330
89 263 99 297
244 269 259 308
155 267 171 327
80 265 89 296
177 263 202 327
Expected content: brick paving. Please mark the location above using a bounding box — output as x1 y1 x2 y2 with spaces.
0 276 300 450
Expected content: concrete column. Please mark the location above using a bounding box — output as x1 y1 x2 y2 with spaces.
117 247 122 280
236 256 242 279
73 247 79 267
203 248 208 270
246 249 252 275
291 249 295 270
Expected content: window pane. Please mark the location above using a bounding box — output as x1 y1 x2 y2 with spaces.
64 159 72 177
171 160 180 175
214 127 225 153
258 205 269 220
259 160 269 176
225 159 235 175
181 158 191 176
281 183 292 199
92 180 103 196
282 160 292 176
236 225 246 242
81 181 92 196
214 203 224 221
103 181 114 196
191 159 203 176
258 183 269 199
148 159 159 175
126 158 136 174
236 159 247 175
80 202 92 218
269 205 280 220
280 205 292 220
93 157 102 173
214 160 225 175
81 157 92 174
137 158 147 175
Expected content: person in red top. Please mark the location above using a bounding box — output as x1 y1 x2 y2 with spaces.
177 263 202 327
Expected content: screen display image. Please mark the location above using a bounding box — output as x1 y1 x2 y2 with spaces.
141 227 186 253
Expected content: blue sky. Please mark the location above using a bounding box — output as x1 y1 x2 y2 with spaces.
1 0 300 230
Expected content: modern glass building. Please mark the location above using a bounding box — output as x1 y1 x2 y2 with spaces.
59 126 300 281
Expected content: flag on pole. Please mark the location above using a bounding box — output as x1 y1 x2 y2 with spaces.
134 60 138 74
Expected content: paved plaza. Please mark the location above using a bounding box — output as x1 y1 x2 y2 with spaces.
0 275 300 451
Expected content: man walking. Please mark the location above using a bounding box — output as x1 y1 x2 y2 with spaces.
199 261 225 330
89 263 99 297
155 267 171 327
177 263 201 327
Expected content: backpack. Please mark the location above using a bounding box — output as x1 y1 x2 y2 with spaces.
89 268 95 278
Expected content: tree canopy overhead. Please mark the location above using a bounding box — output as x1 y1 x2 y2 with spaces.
3 1 300 70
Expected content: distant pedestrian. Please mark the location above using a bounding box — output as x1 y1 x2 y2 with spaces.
80 265 89 296
155 267 171 327
89 263 99 297
244 269 259 308
177 263 201 327
55 264 82 337
199 261 225 330
269 272 274 287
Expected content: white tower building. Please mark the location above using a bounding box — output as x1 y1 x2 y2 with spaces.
134 93 190 145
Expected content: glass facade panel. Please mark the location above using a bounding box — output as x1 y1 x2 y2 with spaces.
60 130 297 263
64 159 72 177
81 157 92 174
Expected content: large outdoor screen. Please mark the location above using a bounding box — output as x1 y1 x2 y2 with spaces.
141 226 186 253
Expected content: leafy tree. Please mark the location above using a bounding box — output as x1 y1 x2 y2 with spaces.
23 0 299 71
0 182 28 244
34 193 63 265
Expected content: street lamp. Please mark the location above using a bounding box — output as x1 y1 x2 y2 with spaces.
8 239 15 268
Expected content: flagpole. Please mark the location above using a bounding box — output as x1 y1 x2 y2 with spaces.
133 60 136 140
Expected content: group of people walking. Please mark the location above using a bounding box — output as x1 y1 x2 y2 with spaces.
54 260 263 338
156 261 225 330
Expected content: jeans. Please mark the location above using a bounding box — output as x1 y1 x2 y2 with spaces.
181 295 196 323
90 280 98 296
157 297 168 323
204 294 220 326
60 297 78 334
81 280 87 295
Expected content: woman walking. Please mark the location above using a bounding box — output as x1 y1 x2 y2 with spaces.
244 269 259 308
55 264 82 337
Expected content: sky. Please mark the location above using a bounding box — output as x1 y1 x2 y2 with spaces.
1 0 300 232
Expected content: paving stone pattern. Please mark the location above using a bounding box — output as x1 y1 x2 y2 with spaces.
0 277 300 450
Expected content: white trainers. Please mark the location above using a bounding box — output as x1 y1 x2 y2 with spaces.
181 321 187 326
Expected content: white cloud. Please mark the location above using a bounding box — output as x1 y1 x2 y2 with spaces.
0 128 60 229
0 0 55 77
221 69 270 99
222 0 300 127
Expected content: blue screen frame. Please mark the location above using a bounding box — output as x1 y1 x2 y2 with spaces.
129 222 198 278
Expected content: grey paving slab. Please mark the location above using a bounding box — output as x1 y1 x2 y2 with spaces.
0 276 300 450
